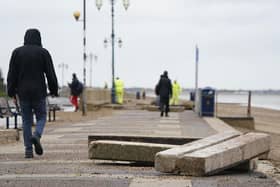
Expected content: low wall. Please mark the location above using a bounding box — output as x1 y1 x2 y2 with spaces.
85 88 111 105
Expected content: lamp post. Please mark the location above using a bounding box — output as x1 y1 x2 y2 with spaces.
58 63 68 87
95 0 129 104
73 1 87 116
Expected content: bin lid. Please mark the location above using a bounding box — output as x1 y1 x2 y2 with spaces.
202 87 215 91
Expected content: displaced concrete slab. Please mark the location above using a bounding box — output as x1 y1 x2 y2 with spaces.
155 131 241 173
89 140 177 162
88 134 198 146
176 133 270 176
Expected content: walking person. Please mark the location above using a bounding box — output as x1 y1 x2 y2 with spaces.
155 71 172 117
170 80 181 105
115 77 124 104
7 28 58 158
68 73 83 112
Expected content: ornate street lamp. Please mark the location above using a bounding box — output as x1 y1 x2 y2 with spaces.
95 0 129 104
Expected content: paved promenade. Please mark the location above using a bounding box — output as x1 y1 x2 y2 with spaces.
0 110 279 186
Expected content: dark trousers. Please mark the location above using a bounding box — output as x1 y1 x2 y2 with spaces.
160 96 170 115
20 98 47 153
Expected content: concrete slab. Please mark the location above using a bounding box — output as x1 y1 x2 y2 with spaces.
155 131 241 173
89 140 177 162
176 133 270 176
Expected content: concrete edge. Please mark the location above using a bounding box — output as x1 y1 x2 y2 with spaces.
203 117 241 134
88 134 198 147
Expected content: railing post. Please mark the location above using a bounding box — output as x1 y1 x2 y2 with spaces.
247 91 252 117
6 117 9 129
215 91 218 117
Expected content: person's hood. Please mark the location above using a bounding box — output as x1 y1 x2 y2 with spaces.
163 71 168 78
24 29 42 47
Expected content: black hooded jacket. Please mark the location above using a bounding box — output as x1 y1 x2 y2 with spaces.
157 73 172 98
7 29 58 100
68 75 83 96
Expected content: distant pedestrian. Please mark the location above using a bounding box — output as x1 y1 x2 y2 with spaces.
68 73 83 112
7 28 58 158
170 80 181 105
104 81 108 89
142 89 146 100
115 77 124 104
155 71 172 117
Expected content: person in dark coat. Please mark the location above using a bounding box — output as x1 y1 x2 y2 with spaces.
68 73 83 112
7 28 58 158
156 71 172 117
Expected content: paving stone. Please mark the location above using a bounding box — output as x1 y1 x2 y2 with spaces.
129 178 192 187
176 132 270 176
0 129 19 144
155 131 241 173
89 140 177 162
145 106 185 112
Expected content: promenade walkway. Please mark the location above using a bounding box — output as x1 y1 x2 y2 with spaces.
0 110 278 186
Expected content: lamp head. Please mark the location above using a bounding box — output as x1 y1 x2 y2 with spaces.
96 0 103 10
73 11 80 21
123 0 130 10
104 38 108 48
118 38 123 48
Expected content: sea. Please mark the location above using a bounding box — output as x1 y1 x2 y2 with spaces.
215 93 280 111
146 91 280 111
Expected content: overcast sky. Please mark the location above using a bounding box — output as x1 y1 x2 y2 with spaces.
0 0 279 89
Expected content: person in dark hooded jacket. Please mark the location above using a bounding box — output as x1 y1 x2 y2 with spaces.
7 28 58 158
68 73 83 112
156 71 172 117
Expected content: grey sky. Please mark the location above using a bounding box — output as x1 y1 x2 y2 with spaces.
0 0 279 89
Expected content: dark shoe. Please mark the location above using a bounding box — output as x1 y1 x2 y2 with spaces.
31 136 43 155
165 113 169 117
160 112 164 117
25 151 34 159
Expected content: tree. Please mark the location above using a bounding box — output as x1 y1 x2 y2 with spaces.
0 68 6 96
